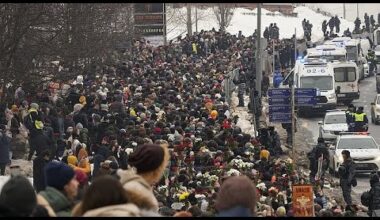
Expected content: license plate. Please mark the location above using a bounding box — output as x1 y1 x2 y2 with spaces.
356 163 367 168
337 94 346 97
313 105 322 108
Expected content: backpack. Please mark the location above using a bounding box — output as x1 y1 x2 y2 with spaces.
361 191 371 207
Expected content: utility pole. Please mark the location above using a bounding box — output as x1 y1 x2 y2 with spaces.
272 39 275 75
187 4 192 36
195 6 198 33
256 3 262 98
294 28 297 62
357 3 359 19
163 3 167 45
292 27 296 171
343 3 346 20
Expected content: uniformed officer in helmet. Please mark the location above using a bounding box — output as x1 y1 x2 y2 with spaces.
353 106 368 132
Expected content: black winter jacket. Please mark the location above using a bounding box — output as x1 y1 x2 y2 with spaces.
369 182 380 214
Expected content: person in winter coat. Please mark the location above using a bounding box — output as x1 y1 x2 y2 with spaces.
335 16 341 33
354 17 361 33
328 17 335 33
263 27 270 41
72 175 159 217
33 149 51 192
118 143 170 212
24 103 45 161
307 137 329 186
322 20 327 36
0 125 11 175
109 95 126 116
215 175 257 217
367 173 380 217
72 104 89 129
0 175 43 217
338 150 356 207
261 71 270 97
37 161 79 217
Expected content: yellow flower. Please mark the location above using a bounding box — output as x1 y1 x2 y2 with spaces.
179 192 190 201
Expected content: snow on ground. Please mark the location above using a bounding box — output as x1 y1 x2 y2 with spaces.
167 6 355 43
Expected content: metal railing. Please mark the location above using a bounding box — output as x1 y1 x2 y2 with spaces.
223 68 240 106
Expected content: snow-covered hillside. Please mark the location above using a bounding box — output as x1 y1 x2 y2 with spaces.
167 6 355 43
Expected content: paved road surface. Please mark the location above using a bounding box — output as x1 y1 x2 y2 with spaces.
299 74 380 203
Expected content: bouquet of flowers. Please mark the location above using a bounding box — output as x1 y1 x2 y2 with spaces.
226 168 241 176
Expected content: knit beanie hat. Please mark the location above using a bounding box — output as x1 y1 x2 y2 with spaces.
30 103 39 110
44 161 75 190
0 175 36 216
128 144 165 173
260 149 270 160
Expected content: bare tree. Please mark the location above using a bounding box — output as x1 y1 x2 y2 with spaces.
213 4 235 32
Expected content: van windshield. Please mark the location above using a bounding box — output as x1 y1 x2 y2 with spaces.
346 46 358 61
334 67 356 82
300 76 333 90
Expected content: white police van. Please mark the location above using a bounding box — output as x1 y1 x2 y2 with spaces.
280 58 337 114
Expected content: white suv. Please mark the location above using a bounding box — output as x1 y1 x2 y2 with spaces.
318 110 348 143
329 133 380 174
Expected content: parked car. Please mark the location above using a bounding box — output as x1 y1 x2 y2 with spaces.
371 94 380 124
329 132 380 174
318 110 348 143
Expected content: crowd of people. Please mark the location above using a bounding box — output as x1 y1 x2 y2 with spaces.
0 26 372 218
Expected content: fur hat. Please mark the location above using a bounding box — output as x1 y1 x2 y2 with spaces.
0 175 37 216
44 161 75 190
128 144 166 173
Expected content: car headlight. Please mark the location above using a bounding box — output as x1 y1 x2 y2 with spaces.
328 94 336 99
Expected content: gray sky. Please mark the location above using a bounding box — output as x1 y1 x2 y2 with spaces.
306 3 380 22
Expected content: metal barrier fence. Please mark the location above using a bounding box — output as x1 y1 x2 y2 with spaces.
223 68 240 106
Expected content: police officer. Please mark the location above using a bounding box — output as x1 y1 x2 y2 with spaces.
339 150 356 207
354 106 368 132
346 104 356 132
367 50 378 74
367 172 380 217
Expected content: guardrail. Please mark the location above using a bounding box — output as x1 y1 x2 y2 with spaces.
223 68 240 106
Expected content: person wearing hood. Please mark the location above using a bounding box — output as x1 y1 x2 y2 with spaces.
215 175 257 217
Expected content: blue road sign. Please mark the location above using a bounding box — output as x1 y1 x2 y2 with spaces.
269 113 292 123
295 97 317 106
268 88 291 97
295 88 317 97
268 97 291 105
269 105 291 114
